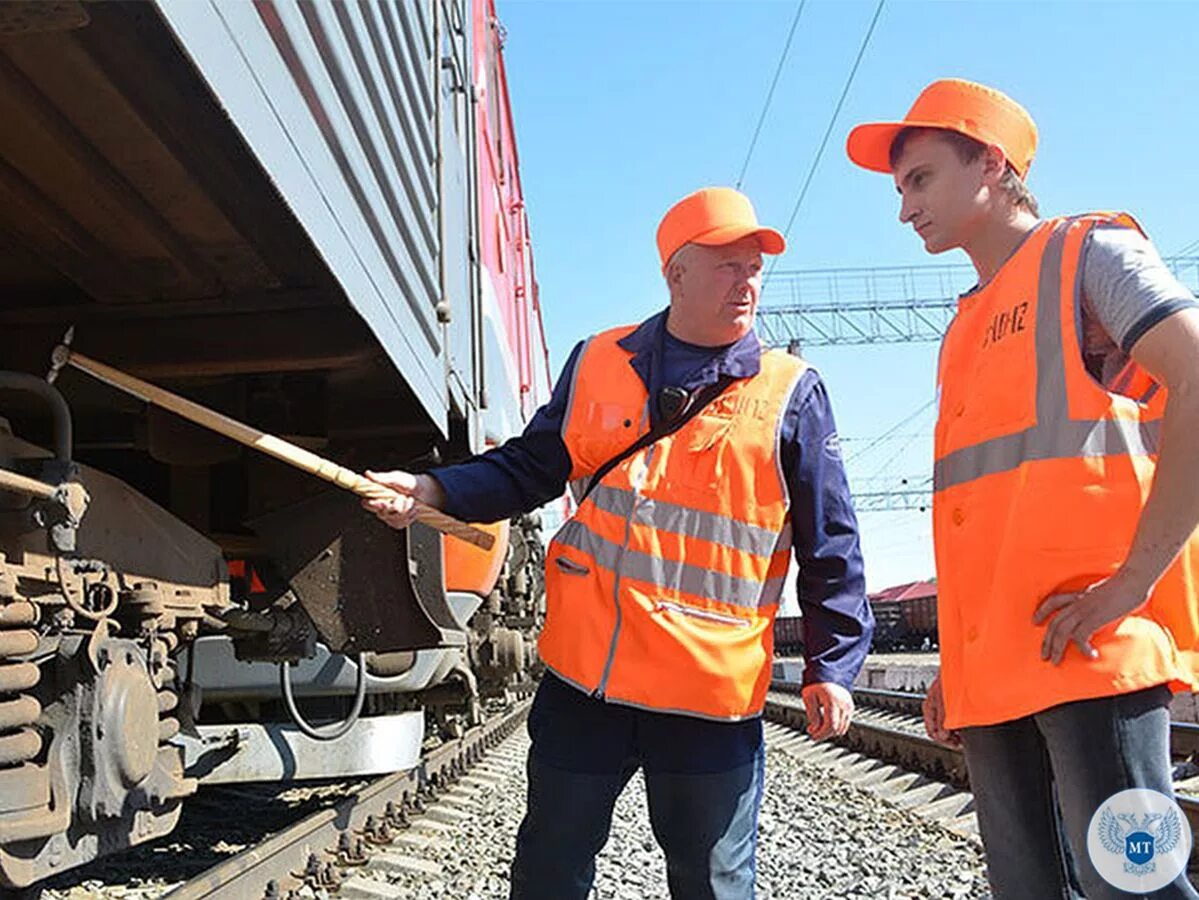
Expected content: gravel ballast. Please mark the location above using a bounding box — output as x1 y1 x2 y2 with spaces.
33 718 990 899
351 727 989 899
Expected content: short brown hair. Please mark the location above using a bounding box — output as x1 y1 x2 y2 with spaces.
889 126 1039 216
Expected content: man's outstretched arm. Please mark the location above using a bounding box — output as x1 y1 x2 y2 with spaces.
364 341 585 528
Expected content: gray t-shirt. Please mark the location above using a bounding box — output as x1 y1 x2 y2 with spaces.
1079 226 1197 391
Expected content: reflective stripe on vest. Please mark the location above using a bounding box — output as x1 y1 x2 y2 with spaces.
586 484 794 561
555 516 790 611
933 213 1199 730
540 325 807 720
934 221 1160 492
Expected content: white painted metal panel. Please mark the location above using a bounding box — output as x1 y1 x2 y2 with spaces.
175 711 424 783
153 0 455 431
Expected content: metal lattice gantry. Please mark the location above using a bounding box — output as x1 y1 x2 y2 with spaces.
848 476 932 512
757 256 1199 348
853 488 935 510
850 490 931 512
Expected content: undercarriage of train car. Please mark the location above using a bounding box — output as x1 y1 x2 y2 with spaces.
0 370 545 889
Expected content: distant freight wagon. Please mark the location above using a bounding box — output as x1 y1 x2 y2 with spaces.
772 579 938 656
869 580 938 651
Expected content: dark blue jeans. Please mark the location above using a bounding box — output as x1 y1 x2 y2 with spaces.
961 685 1198 899
509 673 765 900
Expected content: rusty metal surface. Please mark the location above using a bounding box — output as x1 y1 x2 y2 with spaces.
766 691 969 786
0 631 192 888
0 501 203 889
252 491 465 654
849 685 1199 772
0 462 227 624
778 681 1199 766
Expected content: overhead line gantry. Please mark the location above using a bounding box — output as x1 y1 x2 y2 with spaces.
758 256 1199 348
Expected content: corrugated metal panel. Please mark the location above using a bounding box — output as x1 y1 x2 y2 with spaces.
437 0 477 432
153 0 454 432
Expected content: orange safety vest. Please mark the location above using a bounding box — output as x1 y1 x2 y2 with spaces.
539 325 808 720
934 213 1199 729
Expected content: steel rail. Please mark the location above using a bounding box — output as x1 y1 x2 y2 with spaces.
164 699 530 900
765 689 968 786
767 681 1199 864
775 681 1199 760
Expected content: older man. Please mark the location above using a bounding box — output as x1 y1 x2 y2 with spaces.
365 187 873 900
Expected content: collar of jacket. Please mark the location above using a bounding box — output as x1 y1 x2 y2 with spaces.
615 308 764 392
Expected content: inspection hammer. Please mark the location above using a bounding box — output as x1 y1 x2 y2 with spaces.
47 332 495 550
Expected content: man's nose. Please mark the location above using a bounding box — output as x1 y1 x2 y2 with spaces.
899 194 919 224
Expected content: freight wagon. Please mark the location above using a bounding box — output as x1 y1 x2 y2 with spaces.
772 580 938 660
868 581 938 651
0 0 549 888
773 614 805 656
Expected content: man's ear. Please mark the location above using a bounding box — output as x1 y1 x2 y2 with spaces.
666 258 685 287
981 144 1007 184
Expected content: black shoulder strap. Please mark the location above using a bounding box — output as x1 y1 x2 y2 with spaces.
580 375 736 504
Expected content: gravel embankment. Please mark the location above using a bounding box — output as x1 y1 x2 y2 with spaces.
343 727 989 900
34 719 988 899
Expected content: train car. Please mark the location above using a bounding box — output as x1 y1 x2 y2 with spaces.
868 581 938 651
898 591 937 646
773 615 804 656
0 0 550 889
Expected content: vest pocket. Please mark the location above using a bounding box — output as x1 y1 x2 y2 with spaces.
655 600 749 627
554 556 591 576
666 413 734 498
685 412 735 453
572 401 640 470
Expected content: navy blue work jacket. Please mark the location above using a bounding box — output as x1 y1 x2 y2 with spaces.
433 310 873 692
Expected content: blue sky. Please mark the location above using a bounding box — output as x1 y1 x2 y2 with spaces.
498 0 1199 590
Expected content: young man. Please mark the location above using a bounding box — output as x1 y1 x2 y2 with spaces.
363 187 873 900
847 78 1199 898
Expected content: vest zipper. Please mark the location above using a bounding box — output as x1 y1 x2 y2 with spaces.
596 421 653 698
654 600 750 627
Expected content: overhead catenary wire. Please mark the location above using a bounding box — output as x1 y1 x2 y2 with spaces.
766 0 887 282
734 0 807 190
863 424 929 480
841 432 930 444
845 396 934 464
867 529 933 554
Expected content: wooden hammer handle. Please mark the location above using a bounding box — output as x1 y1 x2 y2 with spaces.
0 467 57 501
65 351 495 550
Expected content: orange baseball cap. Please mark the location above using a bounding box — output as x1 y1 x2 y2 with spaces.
656 187 785 268
846 78 1038 178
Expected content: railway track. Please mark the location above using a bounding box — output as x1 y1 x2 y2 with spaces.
322 689 988 898
59 679 1199 897
39 683 989 899
766 682 1199 860
150 699 531 900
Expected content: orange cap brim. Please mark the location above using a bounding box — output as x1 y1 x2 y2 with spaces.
847 121 938 174
847 118 1031 178
690 224 786 255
